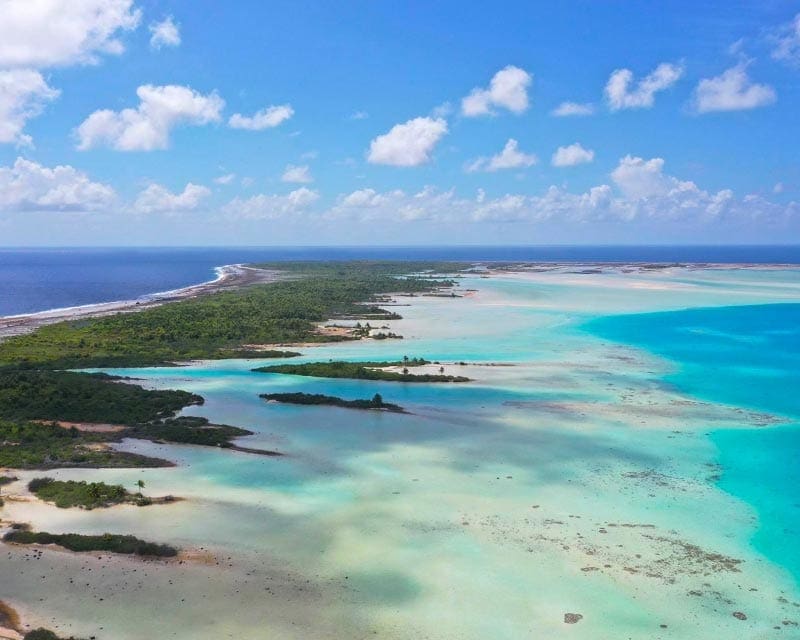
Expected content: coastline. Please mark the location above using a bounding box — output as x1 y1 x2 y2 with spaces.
3 260 798 343
1 264 800 638
0 264 281 341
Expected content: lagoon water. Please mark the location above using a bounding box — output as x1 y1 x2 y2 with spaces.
2 265 800 638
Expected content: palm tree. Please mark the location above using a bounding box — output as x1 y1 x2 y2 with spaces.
136 479 145 496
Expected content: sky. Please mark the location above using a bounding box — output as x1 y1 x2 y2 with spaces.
0 0 799 246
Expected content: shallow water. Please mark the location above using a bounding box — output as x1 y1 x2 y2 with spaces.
2 265 800 639
587 302 800 581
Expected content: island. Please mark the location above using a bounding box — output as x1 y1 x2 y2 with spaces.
0 370 284 469
26 477 169 509
261 392 406 413
0 261 465 369
254 359 471 383
3 527 178 557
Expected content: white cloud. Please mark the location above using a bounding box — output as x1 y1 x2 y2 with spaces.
281 164 313 184
605 62 684 110
214 173 236 185
551 101 594 117
0 69 60 146
223 188 319 219
0 156 115 211
229 104 293 130
771 13 800 66
149 16 180 50
551 142 595 167
75 84 224 151
328 155 791 227
462 65 532 116
0 0 141 68
611 155 678 199
367 116 448 167
349 111 368 120
134 182 210 213
693 63 776 113
431 102 453 118
0 1 141 146
774 182 784 194
467 138 537 173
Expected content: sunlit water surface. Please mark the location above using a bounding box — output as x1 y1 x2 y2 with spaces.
2 266 800 639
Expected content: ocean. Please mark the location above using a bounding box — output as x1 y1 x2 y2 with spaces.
1 245 800 317
586 303 800 581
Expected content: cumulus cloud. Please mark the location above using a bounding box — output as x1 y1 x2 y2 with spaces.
551 101 594 117
228 104 293 130
0 0 141 68
605 62 683 110
328 155 793 228
0 156 115 211
551 143 595 167
692 63 776 113
133 182 210 213
0 69 60 146
0 1 142 146
281 164 313 183
75 84 224 151
466 139 537 172
149 16 180 49
223 188 319 219
771 13 800 66
367 116 448 166
461 65 532 116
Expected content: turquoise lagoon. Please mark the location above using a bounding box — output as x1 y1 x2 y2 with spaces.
587 302 800 582
2 266 800 639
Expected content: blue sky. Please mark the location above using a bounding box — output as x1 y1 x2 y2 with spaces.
0 0 799 245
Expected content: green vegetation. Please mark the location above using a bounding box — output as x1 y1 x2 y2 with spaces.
24 630 86 640
262 392 405 413
0 261 465 369
254 359 470 383
0 262 468 471
130 416 253 448
251 260 470 278
216 348 301 359
0 475 17 486
27 477 148 509
0 370 201 424
4 530 178 557
0 370 209 469
0 420 171 469
0 371 268 468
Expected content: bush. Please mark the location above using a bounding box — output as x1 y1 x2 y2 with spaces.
4 530 177 557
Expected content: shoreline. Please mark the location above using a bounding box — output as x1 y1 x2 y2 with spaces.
0 264 281 341
1 264 800 638
3 261 798 342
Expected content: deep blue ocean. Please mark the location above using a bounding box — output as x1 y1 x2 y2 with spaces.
2 245 800 317
587 304 800 582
